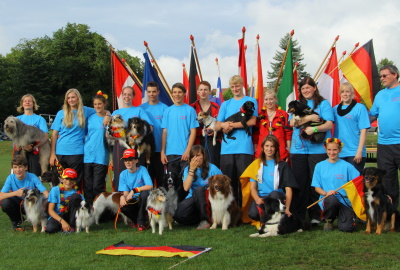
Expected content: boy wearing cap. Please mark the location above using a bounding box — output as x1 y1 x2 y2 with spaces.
119 149 153 231
46 168 83 233
0 155 48 231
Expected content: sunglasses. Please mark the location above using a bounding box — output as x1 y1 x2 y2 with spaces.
379 74 390 78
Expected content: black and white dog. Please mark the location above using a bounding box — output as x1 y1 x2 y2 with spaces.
126 117 155 164
223 101 255 141
40 170 60 189
23 188 48 233
75 200 93 233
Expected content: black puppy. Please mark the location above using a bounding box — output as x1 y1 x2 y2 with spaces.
287 100 326 144
223 100 255 141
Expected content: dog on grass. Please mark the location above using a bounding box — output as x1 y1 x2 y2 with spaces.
162 171 179 217
287 100 326 144
126 117 155 164
23 188 48 233
208 175 242 230
363 167 400 235
196 111 218 146
147 187 174 235
106 114 130 149
223 101 255 141
4 116 50 174
75 200 93 233
92 192 129 225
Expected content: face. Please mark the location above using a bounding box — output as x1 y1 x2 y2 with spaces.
172 87 185 104
191 151 204 167
230 83 244 97
12 165 28 180
124 158 138 170
263 140 276 159
93 98 106 113
62 178 77 191
22 96 34 110
301 84 316 100
197 84 210 100
122 87 134 105
67 92 79 109
146 86 159 103
264 94 277 109
326 142 341 161
380 69 398 89
340 87 353 104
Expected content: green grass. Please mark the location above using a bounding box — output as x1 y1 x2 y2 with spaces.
2 140 400 270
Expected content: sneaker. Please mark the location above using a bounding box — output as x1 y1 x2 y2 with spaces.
12 221 24 232
137 224 147 231
129 221 137 229
324 220 333 231
196 220 211 230
311 219 320 227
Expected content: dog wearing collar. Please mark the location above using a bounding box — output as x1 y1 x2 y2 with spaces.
106 114 130 149
147 187 174 235
223 101 255 141
126 117 155 164
196 111 218 146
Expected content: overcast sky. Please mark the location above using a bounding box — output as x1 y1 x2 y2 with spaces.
1 0 399 89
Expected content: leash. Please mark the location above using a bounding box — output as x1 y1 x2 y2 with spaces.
114 195 139 230
19 199 26 231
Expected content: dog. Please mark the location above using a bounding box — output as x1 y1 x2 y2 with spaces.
208 175 242 230
223 101 255 141
75 200 93 233
287 100 326 144
92 192 129 225
363 167 400 235
23 188 48 233
126 117 155 164
106 114 130 149
162 171 179 216
147 187 174 235
249 197 307 237
40 170 60 188
196 111 218 146
4 116 51 174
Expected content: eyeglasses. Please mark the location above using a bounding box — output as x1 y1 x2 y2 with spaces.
380 74 390 78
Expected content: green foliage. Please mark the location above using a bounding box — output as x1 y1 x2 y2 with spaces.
223 87 233 101
377 58 395 71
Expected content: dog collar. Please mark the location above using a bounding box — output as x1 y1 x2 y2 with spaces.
131 135 141 139
265 222 279 225
147 206 162 217
240 107 246 114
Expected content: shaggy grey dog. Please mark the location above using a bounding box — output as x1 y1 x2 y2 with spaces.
4 116 50 174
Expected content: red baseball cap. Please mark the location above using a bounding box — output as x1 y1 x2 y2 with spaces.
61 168 78 179
121 149 138 159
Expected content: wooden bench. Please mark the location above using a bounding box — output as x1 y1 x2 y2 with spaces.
366 147 377 162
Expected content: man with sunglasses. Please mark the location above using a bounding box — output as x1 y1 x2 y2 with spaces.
370 64 400 208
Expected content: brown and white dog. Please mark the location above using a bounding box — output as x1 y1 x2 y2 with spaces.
196 111 217 146
126 117 155 164
106 114 130 149
23 188 48 233
208 175 242 230
92 192 129 225
147 187 174 235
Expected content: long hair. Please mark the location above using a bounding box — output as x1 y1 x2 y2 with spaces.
259 134 280 165
298 77 324 109
17 94 39 113
62 88 85 128
189 145 209 180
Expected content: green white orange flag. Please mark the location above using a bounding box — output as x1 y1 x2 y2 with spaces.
277 38 294 111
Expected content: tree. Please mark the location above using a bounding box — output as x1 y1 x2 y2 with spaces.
377 58 395 71
267 33 310 89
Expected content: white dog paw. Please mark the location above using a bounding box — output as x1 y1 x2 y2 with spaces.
249 233 260 237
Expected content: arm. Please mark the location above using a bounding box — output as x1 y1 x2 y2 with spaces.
284 187 293 216
160 129 168 164
354 129 367 164
303 120 333 136
315 187 337 196
289 114 320 127
42 190 49 198
0 188 25 200
229 115 257 129
182 128 196 161
250 181 263 205
48 202 71 231
49 130 58 166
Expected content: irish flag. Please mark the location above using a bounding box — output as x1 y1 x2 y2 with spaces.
277 38 294 111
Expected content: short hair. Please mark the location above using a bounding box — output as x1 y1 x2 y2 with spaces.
339 82 354 95
264 89 277 100
229 75 243 86
17 94 39 113
122 86 135 96
146 81 159 90
380 64 399 80
171 82 187 94
11 155 28 167
198 81 211 91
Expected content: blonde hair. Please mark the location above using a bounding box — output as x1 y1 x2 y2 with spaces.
264 89 277 100
17 94 39 113
62 88 85 128
339 82 354 95
229 75 243 86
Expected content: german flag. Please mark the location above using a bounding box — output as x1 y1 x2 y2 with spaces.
96 241 211 258
339 40 380 109
342 175 366 221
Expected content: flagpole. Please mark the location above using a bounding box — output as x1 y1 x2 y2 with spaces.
190 35 203 81
274 30 294 93
348 42 360 56
313 35 340 80
109 46 117 111
144 41 171 93
338 50 347 64
307 185 344 209
215 58 221 98
314 50 332 82
122 59 143 89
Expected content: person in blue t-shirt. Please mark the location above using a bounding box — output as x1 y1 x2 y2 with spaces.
0 155 48 231
370 64 400 209
311 138 359 232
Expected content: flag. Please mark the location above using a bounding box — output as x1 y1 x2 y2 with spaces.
277 38 294 111
189 46 200 104
182 64 190 104
240 159 262 225
317 47 340 107
96 241 211 258
339 40 380 109
251 36 264 111
238 37 248 95
142 52 173 106
342 175 366 221
111 51 142 109
293 66 299 100
216 76 223 105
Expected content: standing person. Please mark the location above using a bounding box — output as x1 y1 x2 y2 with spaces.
333 83 370 174
311 138 360 232
370 64 400 208
190 81 221 167
15 94 49 176
174 145 222 229
161 83 198 180
83 91 110 206
255 89 292 161
289 77 334 225
49 89 95 189
111 86 153 191
140 81 169 187
215 75 258 206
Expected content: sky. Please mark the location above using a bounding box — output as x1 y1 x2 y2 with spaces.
1 0 400 89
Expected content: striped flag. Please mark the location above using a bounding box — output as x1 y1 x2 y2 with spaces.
277 38 294 111
318 47 340 107
250 35 264 111
238 37 248 95
342 175 366 221
189 46 200 104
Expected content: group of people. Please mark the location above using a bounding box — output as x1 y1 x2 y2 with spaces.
1 64 400 234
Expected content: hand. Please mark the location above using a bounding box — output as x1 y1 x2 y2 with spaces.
181 149 190 161
60 219 71 231
24 144 34 152
205 128 214 136
308 114 320 122
326 190 337 196
285 209 292 217
255 198 264 205
353 152 362 164
161 152 168 164
15 188 25 197
189 156 200 170
120 195 127 207
49 154 57 166
304 126 315 136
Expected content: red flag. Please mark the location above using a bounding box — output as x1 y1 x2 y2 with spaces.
182 64 190 104
189 46 200 104
251 36 264 110
111 51 142 109
293 64 299 100
317 47 340 106
238 38 248 95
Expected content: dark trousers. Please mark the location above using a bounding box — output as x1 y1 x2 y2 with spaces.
57 154 84 190
323 196 355 232
84 163 108 206
174 187 210 225
341 156 366 175
220 154 253 207
1 196 24 226
290 153 327 221
147 152 164 187
112 142 126 191
14 150 41 176
377 143 400 208
166 155 187 178
200 136 221 168
248 191 285 221
120 191 149 226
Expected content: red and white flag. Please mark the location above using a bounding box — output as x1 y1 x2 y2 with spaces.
317 47 340 107
182 63 190 104
238 37 248 95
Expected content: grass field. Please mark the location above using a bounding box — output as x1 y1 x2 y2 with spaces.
2 140 400 270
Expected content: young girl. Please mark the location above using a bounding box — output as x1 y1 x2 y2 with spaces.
311 138 360 232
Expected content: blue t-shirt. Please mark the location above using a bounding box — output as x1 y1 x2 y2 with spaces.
290 99 334 154
369 85 400 144
1 172 47 197
84 114 109 165
48 186 83 214
249 159 284 196
17 114 48 133
311 159 359 209
118 166 153 194
140 102 168 152
182 163 222 199
161 104 199 156
217 96 258 155
112 106 153 126
333 103 370 158
51 106 95 155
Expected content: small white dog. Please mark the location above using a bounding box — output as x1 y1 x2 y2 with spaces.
92 192 129 225
23 188 48 233
147 188 174 235
196 111 217 146
75 200 93 233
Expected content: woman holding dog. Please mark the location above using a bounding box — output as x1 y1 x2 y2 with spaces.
289 77 334 225
174 145 222 229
